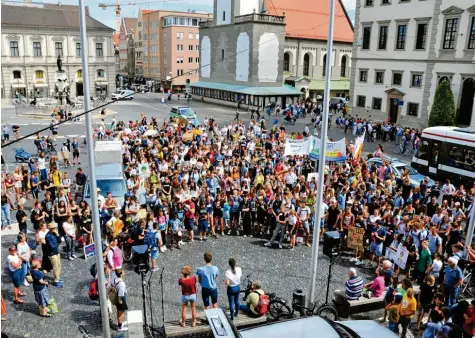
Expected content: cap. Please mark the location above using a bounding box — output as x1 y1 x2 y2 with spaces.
48 222 58 229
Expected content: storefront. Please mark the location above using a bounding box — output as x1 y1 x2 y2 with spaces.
33 83 48 98
11 83 26 98
95 81 108 97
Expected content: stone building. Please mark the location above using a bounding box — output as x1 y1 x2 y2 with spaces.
350 0 475 127
1 3 116 99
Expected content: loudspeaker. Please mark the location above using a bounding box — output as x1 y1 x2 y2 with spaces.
323 231 340 258
132 245 149 274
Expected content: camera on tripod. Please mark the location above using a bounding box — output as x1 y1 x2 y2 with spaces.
132 245 150 275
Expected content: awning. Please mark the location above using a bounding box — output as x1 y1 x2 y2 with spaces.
11 83 26 88
309 79 350 91
95 81 108 86
34 83 48 88
190 81 302 96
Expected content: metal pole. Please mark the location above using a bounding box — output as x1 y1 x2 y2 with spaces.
307 0 335 308
78 1 111 337
464 197 475 257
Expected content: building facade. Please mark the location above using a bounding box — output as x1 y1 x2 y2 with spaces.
133 9 211 88
1 3 116 99
350 0 475 127
193 0 302 108
264 0 354 100
118 17 137 78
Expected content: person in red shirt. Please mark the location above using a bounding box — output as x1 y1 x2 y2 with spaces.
463 300 475 338
183 200 195 242
178 265 197 327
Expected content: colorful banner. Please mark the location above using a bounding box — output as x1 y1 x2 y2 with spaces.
353 131 365 160
347 226 365 251
284 137 313 156
309 137 347 162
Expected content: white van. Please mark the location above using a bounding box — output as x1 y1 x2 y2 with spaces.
112 89 134 100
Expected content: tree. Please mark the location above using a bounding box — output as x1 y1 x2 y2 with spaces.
428 80 456 127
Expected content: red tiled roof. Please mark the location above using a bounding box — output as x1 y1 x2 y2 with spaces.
264 0 353 43
142 9 156 14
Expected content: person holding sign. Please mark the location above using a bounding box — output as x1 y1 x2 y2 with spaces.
369 216 386 269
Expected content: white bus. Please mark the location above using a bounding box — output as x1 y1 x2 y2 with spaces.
411 126 475 185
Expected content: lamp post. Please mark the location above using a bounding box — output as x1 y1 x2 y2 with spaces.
78 1 111 337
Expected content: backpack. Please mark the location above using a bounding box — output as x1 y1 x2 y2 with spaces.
88 279 99 300
144 231 158 249
107 280 122 306
253 291 269 316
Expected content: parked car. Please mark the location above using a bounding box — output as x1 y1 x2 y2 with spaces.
240 316 398 338
367 155 435 188
139 85 149 92
170 106 199 126
111 89 134 100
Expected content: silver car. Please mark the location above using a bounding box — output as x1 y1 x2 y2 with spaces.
239 316 398 338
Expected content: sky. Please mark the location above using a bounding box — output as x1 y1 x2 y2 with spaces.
3 0 356 30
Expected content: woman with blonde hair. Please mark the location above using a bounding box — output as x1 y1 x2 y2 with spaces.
178 265 197 327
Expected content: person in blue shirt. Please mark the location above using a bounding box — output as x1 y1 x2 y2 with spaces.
168 213 182 249
444 257 463 307
196 252 219 310
45 222 63 287
229 190 242 235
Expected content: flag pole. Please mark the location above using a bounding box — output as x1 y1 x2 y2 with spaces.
307 0 336 307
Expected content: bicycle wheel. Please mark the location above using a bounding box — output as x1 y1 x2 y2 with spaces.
315 305 339 321
268 299 292 320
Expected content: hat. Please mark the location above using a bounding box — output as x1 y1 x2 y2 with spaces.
48 222 58 229
97 188 101 192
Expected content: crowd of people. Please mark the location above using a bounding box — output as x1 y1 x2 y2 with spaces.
1 105 474 337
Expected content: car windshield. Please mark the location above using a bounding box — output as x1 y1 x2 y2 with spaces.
114 91 123 95
180 108 195 116
393 164 418 176
85 179 126 198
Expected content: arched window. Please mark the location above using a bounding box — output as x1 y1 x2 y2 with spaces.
97 69 105 78
439 76 449 85
303 53 310 77
77 70 83 78
322 54 327 77
13 70 21 79
35 70 44 79
340 55 347 77
283 52 290 72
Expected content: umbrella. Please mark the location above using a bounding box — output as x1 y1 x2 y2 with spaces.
144 129 158 137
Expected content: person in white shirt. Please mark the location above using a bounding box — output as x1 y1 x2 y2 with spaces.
441 179 456 206
225 258 242 321
62 216 77 260
285 167 297 189
96 188 105 209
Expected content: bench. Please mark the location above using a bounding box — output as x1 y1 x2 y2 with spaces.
336 284 420 318
164 310 266 337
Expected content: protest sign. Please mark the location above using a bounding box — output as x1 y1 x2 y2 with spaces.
284 137 313 156
385 247 397 262
138 162 150 177
84 243 96 259
309 137 347 162
347 226 365 251
395 246 409 269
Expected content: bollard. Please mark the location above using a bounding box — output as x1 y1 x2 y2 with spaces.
292 289 306 316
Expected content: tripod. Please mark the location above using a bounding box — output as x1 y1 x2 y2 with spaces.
141 267 165 338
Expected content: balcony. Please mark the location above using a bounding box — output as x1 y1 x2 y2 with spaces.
199 20 212 28
234 13 285 25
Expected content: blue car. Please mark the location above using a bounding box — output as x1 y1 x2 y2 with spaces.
368 155 435 188
13 148 31 163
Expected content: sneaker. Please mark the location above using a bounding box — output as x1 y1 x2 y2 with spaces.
264 242 271 247
279 244 283 249
163 246 167 252
23 280 30 287
306 243 311 247
236 231 240 236
243 235 247 238
68 256 74 261
118 325 128 332
289 247 295 251
355 259 362 266
349 257 356 262
71 254 78 259
160 247 165 253
228 230 232 235
151 267 159 272
122 321 128 327
179 241 184 246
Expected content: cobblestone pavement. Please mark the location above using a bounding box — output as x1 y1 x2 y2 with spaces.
2 231 423 338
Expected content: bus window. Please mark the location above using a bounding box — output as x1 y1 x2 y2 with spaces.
448 144 475 172
418 139 429 160
429 141 439 167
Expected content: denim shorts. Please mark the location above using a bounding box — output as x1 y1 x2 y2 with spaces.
181 294 196 305
198 220 209 232
370 242 383 256
150 248 159 259
202 287 218 307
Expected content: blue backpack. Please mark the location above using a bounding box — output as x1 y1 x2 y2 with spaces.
144 231 158 249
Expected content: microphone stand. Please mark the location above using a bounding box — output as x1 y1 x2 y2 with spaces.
159 267 165 333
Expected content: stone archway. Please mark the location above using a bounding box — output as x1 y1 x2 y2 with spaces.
458 78 475 126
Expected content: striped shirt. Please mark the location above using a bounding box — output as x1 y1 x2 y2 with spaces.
345 275 364 300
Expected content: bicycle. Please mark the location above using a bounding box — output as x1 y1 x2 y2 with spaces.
461 261 475 298
267 255 339 321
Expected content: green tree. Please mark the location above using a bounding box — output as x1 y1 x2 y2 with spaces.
428 80 456 127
